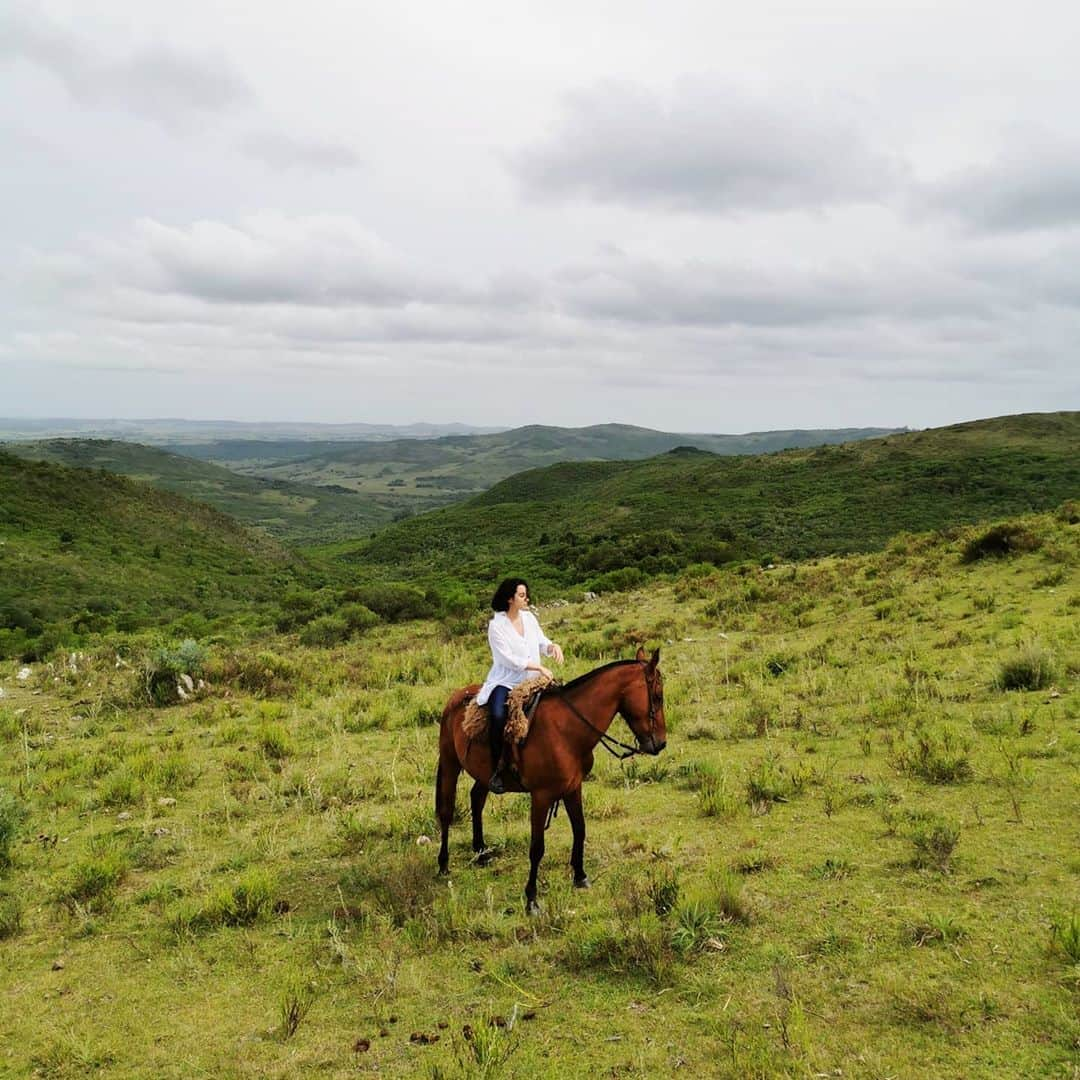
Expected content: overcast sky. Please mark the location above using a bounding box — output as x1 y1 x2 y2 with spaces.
3 0 1079 432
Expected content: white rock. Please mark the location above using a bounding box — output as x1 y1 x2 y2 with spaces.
416 835 432 846
17 667 31 681
179 673 194 693
0 687 5 699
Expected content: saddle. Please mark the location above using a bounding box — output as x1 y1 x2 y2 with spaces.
462 674 557 746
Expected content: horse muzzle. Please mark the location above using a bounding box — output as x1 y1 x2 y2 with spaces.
640 735 666 756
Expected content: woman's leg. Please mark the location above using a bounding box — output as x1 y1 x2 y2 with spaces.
487 685 511 794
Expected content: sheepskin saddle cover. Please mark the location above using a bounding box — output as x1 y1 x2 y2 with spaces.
462 674 555 743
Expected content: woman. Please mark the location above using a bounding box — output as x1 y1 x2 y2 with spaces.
477 578 564 793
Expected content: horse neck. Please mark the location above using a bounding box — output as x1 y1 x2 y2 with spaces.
560 663 635 743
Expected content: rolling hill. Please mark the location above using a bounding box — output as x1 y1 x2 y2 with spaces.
338 412 1080 593
1 440 401 544
190 422 905 504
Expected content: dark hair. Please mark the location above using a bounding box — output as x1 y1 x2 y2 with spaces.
491 577 529 612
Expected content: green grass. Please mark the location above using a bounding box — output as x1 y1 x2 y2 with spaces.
0 501 1077 1076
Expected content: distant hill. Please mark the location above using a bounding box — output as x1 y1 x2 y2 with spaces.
338 412 1080 592
1 439 401 544
201 423 906 503
0 451 328 658
0 418 501 443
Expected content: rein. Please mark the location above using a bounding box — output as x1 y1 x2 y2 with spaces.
553 661 658 761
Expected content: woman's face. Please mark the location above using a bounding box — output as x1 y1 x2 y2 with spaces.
509 584 529 613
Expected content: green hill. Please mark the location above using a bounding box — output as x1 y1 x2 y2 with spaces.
190 423 904 504
0 451 326 658
341 412 1080 592
1 439 398 544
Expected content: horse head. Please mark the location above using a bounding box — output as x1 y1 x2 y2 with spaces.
621 646 667 755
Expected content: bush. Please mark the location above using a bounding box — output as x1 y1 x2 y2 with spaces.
346 583 427 622
339 603 379 633
299 615 349 647
995 645 1058 691
962 523 1042 562
142 639 208 706
588 567 646 595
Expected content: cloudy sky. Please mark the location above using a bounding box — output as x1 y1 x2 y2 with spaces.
3 0 1079 432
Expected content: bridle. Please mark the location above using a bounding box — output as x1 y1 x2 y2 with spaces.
558 661 662 760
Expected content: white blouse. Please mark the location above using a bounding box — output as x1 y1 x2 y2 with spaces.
476 610 554 705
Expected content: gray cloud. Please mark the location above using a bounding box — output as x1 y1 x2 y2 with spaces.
0 7 252 126
925 140 1080 232
510 79 904 213
239 131 362 172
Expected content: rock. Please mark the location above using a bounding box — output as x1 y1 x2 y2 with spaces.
0 687 5 699
179 673 194 693
51 960 65 971
152 827 170 837
117 812 131 822
583 591 599 602
157 797 176 807
415 835 431 846
17 667 31 682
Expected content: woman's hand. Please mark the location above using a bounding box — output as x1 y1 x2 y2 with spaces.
547 643 565 664
538 664 553 680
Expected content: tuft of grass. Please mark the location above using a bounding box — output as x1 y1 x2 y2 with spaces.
171 868 278 934
710 870 752 925
339 851 437 928
810 856 854 880
0 890 22 938
892 726 973 783
257 722 294 760
995 645 1058 691
670 898 727 955
910 817 961 872
647 865 680 917
0 788 26 869
1049 911 1080 964
698 772 740 819
909 912 968 946
55 847 129 911
276 978 315 1040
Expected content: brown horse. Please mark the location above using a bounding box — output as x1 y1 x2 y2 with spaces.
436 647 667 913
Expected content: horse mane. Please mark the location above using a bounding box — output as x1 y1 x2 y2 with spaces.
554 658 641 694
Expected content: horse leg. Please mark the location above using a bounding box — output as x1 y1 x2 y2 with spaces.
564 786 589 889
524 795 552 915
435 750 460 875
470 781 493 865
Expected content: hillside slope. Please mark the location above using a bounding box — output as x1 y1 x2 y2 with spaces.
2 439 396 544
343 412 1080 590
0 452 321 657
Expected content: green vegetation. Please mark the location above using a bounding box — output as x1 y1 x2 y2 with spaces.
2 439 395 543
334 411 1080 595
0 498 1076 1077
0 451 336 659
196 422 904 505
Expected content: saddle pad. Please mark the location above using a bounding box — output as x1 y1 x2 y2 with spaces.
462 673 556 742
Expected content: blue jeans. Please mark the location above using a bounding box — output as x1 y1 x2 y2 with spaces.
488 685 510 760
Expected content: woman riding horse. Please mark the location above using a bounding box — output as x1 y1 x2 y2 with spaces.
477 578 564 794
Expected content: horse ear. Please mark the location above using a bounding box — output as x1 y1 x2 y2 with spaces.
649 648 660 669
635 646 646 662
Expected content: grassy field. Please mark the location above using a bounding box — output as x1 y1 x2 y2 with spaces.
1 507 1077 1077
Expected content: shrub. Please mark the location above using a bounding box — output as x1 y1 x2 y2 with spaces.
588 567 646 595
995 645 1058 691
299 615 349 648
339 603 380 633
339 851 437 928
205 650 298 696
346 583 427 622
257 723 294 760
142 639 208 706
962 522 1042 563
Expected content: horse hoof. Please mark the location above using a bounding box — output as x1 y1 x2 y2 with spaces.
574 875 590 890
475 848 493 866
526 899 541 917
